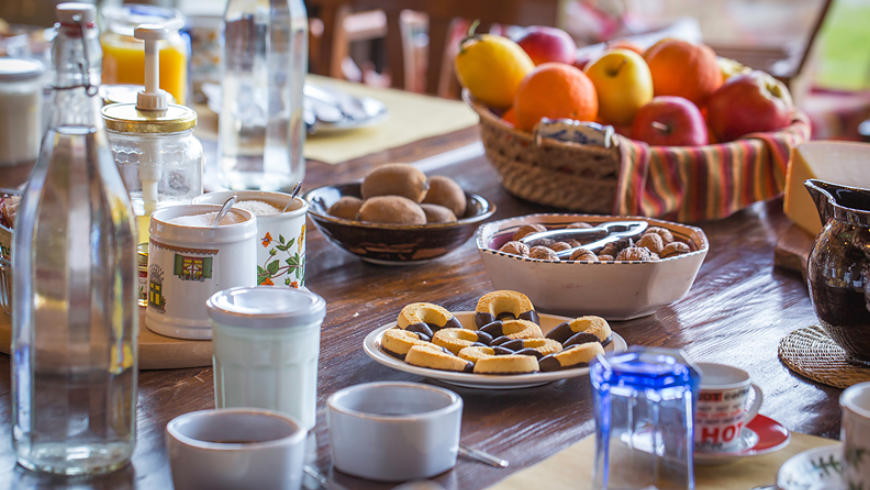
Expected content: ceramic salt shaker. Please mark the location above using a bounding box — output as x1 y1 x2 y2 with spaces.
145 204 257 339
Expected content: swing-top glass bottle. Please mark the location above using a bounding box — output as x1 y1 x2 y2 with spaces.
11 3 138 475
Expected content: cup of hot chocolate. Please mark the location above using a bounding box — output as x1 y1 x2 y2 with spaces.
695 363 764 453
195 190 308 288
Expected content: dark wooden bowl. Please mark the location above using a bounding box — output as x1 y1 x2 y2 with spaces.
304 183 496 265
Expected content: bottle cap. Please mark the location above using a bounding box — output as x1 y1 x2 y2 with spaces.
56 3 96 24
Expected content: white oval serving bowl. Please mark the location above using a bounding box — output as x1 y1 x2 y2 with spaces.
476 214 709 321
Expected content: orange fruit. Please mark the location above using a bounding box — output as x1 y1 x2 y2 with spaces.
643 37 677 62
645 39 722 107
606 39 645 56
502 107 518 127
514 63 598 131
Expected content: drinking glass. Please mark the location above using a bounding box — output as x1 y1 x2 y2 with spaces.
591 347 701 490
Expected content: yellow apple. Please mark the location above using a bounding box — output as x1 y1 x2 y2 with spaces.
584 49 653 125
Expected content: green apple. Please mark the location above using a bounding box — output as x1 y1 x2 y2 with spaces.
584 49 654 125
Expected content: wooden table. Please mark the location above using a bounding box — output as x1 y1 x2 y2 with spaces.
0 126 840 489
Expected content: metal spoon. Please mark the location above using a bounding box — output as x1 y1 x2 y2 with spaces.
211 195 237 226
459 445 509 468
281 181 303 213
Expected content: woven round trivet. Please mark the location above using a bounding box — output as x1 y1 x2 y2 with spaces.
778 325 870 389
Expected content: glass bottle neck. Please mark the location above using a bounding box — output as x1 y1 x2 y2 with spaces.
50 22 103 129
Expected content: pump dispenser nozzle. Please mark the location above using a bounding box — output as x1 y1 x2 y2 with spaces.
134 24 171 112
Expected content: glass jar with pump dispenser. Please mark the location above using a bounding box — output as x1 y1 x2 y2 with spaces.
102 24 202 245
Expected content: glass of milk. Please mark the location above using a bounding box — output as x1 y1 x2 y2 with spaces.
146 204 257 340
194 190 309 288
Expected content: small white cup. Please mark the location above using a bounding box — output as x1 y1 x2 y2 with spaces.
166 408 306 490
194 190 308 288
695 363 764 453
327 382 462 482
841 381 870 489
207 286 326 430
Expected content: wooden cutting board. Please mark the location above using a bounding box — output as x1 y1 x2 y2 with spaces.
774 224 815 281
0 307 212 370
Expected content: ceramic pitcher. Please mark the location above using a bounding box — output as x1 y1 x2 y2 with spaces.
806 179 870 365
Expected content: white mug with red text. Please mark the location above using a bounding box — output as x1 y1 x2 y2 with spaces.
695 363 764 453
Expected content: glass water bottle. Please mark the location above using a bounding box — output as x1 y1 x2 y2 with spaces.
219 0 308 191
12 3 138 475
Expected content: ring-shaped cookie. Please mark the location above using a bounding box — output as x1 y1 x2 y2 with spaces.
545 316 613 346
398 302 463 337
474 290 539 328
458 345 496 364
473 354 539 375
433 328 492 355
498 338 562 357
539 342 604 372
483 319 544 344
405 344 473 373
380 328 431 360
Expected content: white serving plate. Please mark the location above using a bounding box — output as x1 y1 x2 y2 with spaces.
363 311 627 389
476 214 709 321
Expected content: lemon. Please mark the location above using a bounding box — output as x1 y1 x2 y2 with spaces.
455 34 535 109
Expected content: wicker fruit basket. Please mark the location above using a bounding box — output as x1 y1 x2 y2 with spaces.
464 90 811 221
465 90 620 214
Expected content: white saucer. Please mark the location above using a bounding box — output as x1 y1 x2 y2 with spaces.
363 311 627 390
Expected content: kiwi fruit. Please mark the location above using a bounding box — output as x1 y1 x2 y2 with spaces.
421 175 466 217
358 196 426 225
420 203 457 223
361 163 429 203
327 196 364 220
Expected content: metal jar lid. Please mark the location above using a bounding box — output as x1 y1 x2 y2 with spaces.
100 84 176 107
0 57 45 82
101 102 197 133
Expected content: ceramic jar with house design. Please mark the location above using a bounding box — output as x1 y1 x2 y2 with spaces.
145 204 257 340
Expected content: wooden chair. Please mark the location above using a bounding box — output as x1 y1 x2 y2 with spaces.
308 0 563 94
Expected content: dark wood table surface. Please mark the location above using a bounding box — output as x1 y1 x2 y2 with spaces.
0 126 840 489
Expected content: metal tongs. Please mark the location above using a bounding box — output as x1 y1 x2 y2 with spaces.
520 220 649 259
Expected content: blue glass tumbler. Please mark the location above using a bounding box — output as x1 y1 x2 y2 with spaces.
591 347 701 490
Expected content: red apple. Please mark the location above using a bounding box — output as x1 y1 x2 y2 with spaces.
632 96 709 147
706 71 793 142
516 26 578 66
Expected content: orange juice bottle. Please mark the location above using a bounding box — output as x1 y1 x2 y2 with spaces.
100 5 188 104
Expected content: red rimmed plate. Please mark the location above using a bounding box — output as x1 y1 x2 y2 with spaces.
694 414 791 465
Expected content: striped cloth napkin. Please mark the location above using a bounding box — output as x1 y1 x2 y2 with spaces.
615 113 812 222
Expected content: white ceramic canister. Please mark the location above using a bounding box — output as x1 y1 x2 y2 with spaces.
194 190 308 288
146 205 257 340
206 286 327 430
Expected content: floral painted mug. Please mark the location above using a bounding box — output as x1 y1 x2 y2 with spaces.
195 190 308 287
